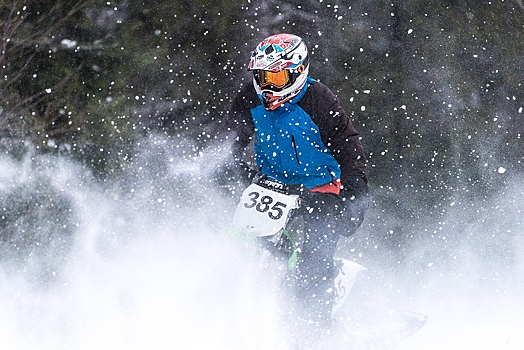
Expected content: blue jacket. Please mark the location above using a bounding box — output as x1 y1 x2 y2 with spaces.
226 78 367 189
250 79 341 188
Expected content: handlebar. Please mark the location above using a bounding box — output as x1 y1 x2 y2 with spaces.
252 173 309 196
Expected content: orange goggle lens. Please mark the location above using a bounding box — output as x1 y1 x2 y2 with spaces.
257 70 290 88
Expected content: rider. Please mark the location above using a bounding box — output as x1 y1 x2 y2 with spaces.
220 33 369 341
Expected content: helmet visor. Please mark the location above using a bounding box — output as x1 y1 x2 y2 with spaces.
255 70 290 90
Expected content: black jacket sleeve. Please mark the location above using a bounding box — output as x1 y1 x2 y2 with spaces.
213 83 260 193
299 81 368 186
224 84 258 162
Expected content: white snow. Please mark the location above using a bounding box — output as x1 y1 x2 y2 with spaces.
0 139 522 350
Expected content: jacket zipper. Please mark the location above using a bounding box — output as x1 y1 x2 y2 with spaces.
291 135 301 164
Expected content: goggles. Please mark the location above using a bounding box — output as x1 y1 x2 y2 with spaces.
255 69 290 89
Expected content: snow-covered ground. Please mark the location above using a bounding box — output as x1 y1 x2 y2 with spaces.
0 143 522 349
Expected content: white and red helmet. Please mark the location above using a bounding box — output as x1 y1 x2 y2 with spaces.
248 34 309 110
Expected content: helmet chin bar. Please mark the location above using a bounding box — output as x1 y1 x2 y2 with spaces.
261 92 286 110
261 90 296 110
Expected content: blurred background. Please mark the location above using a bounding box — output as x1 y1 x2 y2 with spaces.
0 1 523 349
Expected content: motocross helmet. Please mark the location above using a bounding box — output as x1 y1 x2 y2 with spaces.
248 33 309 110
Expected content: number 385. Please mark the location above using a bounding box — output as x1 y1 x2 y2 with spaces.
243 191 287 220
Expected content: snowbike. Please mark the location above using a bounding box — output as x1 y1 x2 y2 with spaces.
232 173 427 349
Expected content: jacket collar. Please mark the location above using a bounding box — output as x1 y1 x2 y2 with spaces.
288 77 315 105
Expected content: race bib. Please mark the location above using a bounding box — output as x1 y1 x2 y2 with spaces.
233 183 300 237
